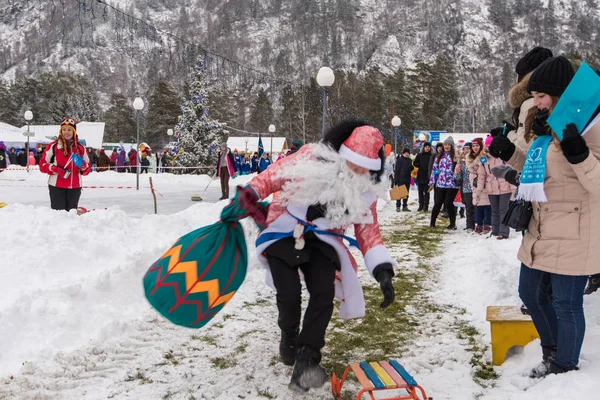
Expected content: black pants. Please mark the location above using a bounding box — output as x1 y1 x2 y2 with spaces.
266 241 337 351
417 183 430 210
462 192 475 230
219 166 230 198
431 187 459 227
49 185 82 211
395 183 410 208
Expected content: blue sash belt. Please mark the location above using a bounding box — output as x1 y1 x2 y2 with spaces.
255 211 360 250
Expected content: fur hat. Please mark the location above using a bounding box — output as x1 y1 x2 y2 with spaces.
60 117 77 136
527 56 575 96
443 136 455 147
516 47 553 82
423 142 432 148
338 125 384 170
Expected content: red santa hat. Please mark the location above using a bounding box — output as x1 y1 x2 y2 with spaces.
338 125 384 170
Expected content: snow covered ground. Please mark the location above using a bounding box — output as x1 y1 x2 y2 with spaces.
1 168 599 399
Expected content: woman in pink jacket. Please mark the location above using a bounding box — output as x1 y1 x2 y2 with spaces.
476 135 516 239
244 120 395 393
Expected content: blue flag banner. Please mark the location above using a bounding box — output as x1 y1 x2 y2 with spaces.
547 62 600 140
258 136 265 158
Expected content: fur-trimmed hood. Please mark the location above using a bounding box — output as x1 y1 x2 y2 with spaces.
508 71 533 108
466 150 486 174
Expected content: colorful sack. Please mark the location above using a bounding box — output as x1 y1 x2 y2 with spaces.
143 186 268 328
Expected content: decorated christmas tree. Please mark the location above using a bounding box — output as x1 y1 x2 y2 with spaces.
173 56 227 171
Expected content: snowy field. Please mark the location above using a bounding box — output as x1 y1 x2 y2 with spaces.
1 167 599 400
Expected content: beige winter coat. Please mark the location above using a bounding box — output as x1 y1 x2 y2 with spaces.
507 72 535 154
466 151 490 206
507 120 600 276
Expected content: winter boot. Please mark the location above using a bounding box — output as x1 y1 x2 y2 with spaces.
482 225 492 235
528 346 557 379
417 206 423 212
396 206 401 212
446 224 457 230
279 328 299 366
584 274 600 295
474 225 483 234
402 206 411 212
288 346 328 393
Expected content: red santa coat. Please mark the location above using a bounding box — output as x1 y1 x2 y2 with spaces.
39 140 91 189
248 144 394 319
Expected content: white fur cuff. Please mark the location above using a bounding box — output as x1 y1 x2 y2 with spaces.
364 245 394 277
339 144 381 170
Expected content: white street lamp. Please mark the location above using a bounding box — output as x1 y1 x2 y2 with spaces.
268 124 275 156
167 128 173 136
23 110 33 172
133 97 144 190
316 67 335 137
391 115 402 155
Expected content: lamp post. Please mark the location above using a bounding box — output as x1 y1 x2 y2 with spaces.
132 97 145 190
391 115 401 155
316 67 335 137
268 124 275 156
24 110 33 172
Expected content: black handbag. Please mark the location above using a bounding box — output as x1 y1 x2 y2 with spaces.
502 199 533 232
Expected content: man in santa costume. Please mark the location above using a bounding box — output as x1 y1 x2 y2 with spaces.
240 120 396 392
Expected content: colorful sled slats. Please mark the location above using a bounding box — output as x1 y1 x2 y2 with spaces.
379 360 409 387
389 359 418 387
368 361 396 388
349 363 375 390
359 361 385 389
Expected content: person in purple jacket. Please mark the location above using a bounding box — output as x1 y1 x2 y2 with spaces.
429 136 458 229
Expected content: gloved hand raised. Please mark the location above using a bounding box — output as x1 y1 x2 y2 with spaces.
488 135 515 162
373 263 395 308
491 165 519 186
561 123 589 164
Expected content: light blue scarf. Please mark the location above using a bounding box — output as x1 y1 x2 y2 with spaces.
516 135 553 202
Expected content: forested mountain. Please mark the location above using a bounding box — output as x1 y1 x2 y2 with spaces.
0 0 599 147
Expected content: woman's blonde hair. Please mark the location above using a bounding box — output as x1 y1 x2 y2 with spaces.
524 95 560 143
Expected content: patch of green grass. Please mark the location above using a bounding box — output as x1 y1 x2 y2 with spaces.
242 298 269 308
239 329 262 339
210 356 236 369
163 350 180 366
162 391 176 399
256 388 276 399
322 218 446 374
235 342 248 354
222 314 234 321
268 354 279 367
124 370 153 385
212 322 224 329
191 335 217 346
455 320 499 386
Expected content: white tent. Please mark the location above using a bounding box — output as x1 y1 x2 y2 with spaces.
0 122 28 149
226 136 289 155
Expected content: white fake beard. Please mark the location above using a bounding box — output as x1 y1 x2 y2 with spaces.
274 143 387 228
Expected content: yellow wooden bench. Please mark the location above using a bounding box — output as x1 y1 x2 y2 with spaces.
330 360 429 400
486 306 540 366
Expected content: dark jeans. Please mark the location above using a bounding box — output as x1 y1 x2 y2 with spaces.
431 187 459 227
266 244 337 351
395 183 410 208
519 264 588 370
462 192 475 230
417 183 430 211
48 185 82 211
475 205 492 226
219 166 230 198
489 193 511 237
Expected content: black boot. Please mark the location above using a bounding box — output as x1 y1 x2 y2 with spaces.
289 346 327 393
279 329 298 366
528 346 556 378
584 274 600 295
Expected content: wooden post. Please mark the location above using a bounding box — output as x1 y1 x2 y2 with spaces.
149 177 157 214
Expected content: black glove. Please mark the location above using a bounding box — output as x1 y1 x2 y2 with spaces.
488 135 515 162
373 263 395 308
504 169 519 186
532 109 551 136
560 123 589 164
490 127 504 137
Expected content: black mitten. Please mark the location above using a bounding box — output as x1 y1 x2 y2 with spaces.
373 263 395 308
532 109 551 136
561 123 589 164
489 135 516 162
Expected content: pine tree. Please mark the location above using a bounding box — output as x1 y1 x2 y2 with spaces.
279 84 302 141
103 93 137 143
173 56 227 170
543 0 558 48
0 80 18 126
356 68 386 128
247 89 274 133
145 81 180 148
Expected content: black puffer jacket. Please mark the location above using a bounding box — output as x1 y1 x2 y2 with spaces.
413 151 433 184
394 155 414 185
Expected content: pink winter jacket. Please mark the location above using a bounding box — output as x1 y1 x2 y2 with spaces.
476 155 515 196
